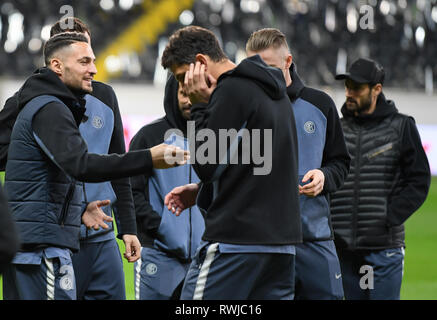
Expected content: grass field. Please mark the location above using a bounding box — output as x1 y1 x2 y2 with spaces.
400 176 437 299
1 172 436 300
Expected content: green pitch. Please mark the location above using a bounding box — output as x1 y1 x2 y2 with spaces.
400 176 437 299
1 173 437 300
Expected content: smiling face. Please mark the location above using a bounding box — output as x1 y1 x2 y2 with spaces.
61 42 96 93
49 41 97 94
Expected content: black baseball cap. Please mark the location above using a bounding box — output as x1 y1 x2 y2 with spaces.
335 58 385 85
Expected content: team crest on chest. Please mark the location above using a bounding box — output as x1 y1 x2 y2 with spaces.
146 263 158 275
304 121 315 133
92 116 104 129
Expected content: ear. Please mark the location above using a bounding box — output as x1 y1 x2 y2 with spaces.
49 58 63 77
372 83 382 96
195 54 208 71
285 53 293 69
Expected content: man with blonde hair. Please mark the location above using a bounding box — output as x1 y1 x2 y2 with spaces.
246 28 350 300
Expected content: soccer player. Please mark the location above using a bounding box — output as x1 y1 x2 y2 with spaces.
2 32 187 300
331 58 431 299
130 76 204 300
1 18 141 300
246 28 350 300
49 18 139 300
162 26 301 300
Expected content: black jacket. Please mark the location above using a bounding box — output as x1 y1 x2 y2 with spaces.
14 67 154 182
0 93 19 170
1 68 138 237
191 55 302 245
0 184 19 273
330 93 431 249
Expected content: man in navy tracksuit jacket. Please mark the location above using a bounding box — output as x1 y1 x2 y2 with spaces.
0 19 140 300
1 79 138 300
2 33 181 300
162 26 302 300
73 80 138 300
130 76 204 300
287 64 349 299
246 28 350 299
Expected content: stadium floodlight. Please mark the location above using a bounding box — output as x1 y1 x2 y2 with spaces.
415 26 426 48
28 38 42 53
119 0 134 11
240 0 260 14
105 55 122 73
432 6 437 23
100 0 114 11
40 24 51 41
347 3 358 33
179 10 194 26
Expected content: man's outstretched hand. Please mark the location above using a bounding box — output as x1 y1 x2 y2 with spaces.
150 143 190 169
164 183 199 216
82 200 113 230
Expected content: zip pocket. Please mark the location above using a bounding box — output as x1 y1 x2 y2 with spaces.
364 142 393 160
59 182 76 226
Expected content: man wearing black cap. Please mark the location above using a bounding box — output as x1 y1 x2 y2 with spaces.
330 58 431 299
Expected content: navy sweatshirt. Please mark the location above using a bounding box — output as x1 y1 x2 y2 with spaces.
287 64 350 241
130 76 204 261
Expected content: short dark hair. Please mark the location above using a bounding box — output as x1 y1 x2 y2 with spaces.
50 17 91 38
161 26 227 69
246 28 289 53
43 32 88 65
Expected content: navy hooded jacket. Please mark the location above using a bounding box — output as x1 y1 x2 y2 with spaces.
130 76 204 261
4 68 154 251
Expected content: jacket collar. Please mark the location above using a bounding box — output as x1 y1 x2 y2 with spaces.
286 63 305 102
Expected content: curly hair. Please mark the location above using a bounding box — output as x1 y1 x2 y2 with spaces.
161 26 227 69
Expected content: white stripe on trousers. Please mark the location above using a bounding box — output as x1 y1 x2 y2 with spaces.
135 257 142 300
401 247 405 277
44 258 55 300
193 243 219 300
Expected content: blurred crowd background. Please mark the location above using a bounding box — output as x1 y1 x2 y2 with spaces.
0 0 436 91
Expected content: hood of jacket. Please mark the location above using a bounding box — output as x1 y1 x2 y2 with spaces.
286 63 305 102
341 92 398 123
163 75 189 135
222 54 287 100
17 67 86 124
